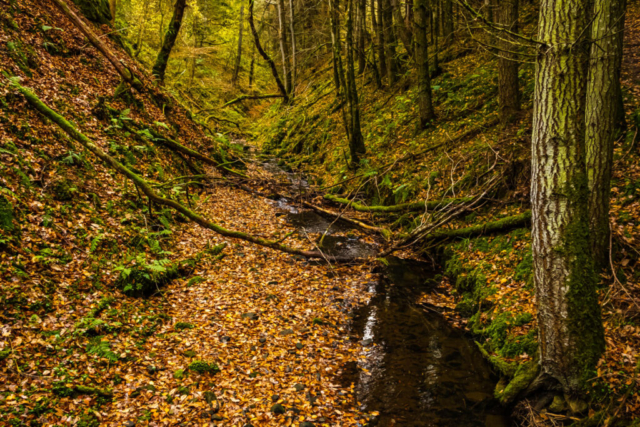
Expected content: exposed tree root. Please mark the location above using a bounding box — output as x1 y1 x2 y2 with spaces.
324 194 474 213
13 81 348 261
422 210 531 243
301 200 391 238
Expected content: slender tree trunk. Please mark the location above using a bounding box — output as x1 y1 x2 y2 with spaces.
152 0 187 83
232 5 245 87
531 0 604 394
382 0 398 83
430 0 439 73
109 0 117 26
414 0 435 128
249 43 256 88
288 0 297 92
375 0 388 79
134 0 151 58
346 0 366 164
357 0 367 73
276 0 292 94
330 0 345 91
392 0 413 56
585 0 627 271
370 0 383 87
248 0 289 102
496 0 520 123
441 0 453 46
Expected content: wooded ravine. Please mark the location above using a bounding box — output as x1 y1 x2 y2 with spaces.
1 0 639 425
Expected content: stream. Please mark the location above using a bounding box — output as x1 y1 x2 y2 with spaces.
258 150 511 426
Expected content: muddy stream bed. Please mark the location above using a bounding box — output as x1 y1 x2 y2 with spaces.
254 151 511 426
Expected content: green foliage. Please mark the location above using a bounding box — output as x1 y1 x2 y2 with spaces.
86 336 119 362
114 252 180 297
188 360 220 374
0 195 14 232
174 322 195 330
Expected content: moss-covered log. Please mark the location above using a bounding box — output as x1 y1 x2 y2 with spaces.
223 94 285 107
424 211 531 243
324 194 474 213
13 81 337 260
70 0 112 25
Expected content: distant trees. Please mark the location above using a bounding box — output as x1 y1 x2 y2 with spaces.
231 5 245 87
413 0 435 128
496 0 520 123
152 0 187 83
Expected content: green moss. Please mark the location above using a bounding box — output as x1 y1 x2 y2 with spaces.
514 249 533 288
174 322 194 330
0 348 11 360
52 179 77 201
0 195 14 231
188 360 220 374
495 360 539 405
71 0 112 25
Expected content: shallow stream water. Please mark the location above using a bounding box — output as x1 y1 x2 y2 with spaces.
262 157 511 426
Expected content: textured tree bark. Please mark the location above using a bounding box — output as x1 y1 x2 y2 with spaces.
532 0 605 394
231 5 244 87
375 0 388 79
496 0 520 124
414 0 435 128
382 0 399 83
370 0 384 87
248 0 289 102
585 0 627 272
152 0 187 83
357 0 367 73
346 0 367 164
276 0 292 94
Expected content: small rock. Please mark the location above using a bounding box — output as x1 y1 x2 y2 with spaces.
250 345 257 351
244 424 255 427
296 342 304 350
360 339 373 347
271 394 280 402
220 336 231 343
548 395 566 413
211 415 224 421
331 286 340 291
280 329 294 336
271 403 286 414
259 337 267 343
294 383 305 392
300 423 315 427
565 395 588 414
124 422 135 427
241 313 259 321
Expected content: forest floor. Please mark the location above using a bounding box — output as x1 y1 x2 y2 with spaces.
1 0 640 426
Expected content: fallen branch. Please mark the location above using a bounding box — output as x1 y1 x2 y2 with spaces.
223 94 284 107
421 210 531 243
51 0 144 92
324 194 474 214
302 201 391 238
13 81 342 260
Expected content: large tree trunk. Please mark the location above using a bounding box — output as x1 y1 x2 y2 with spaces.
414 0 435 128
585 0 627 272
531 0 605 394
346 0 367 164
382 0 398 83
248 0 289 102
496 0 520 123
152 0 187 83
276 0 292 95
375 0 388 79
231 5 245 87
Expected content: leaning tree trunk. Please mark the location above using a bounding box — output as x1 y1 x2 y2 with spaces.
585 0 627 272
152 0 187 83
248 0 289 102
382 0 398 83
531 0 605 395
276 0 292 95
231 5 245 87
496 0 520 124
375 0 388 79
346 0 367 164
414 0 435 128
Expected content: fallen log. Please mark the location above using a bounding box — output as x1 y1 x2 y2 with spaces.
423 210 531 243
324 194 474 214
51 0 144 92
223 94 285 107
14 81 353 261
301 201 391 239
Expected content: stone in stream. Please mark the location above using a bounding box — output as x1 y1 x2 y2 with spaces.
124 422 135 427
271 394 280 402
294 383 305 392
241 312 259 320
280 328 294 336
296 342 304 349
259 337 267 344
300 423 314 427
360 339 373 347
